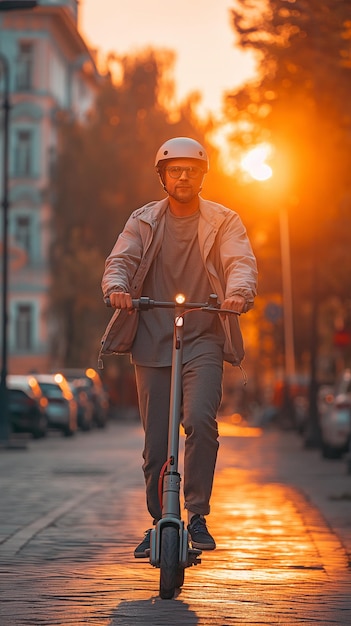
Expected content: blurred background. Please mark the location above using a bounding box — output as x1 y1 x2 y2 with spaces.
1 0 351 454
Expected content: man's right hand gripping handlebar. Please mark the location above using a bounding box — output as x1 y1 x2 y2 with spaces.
104 292 133 310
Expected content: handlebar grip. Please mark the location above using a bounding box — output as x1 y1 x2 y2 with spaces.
219 308 241 316
104 296 139 309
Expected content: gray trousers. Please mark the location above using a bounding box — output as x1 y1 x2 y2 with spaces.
134 352 223 522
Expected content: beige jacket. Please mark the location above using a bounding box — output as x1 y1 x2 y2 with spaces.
100 197 257 366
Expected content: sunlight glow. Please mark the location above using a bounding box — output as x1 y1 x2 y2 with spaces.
218 423 263 437
241 144 273 181
209 121 248 175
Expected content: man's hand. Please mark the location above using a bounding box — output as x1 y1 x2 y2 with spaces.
109 291 133 309
221 295 246 314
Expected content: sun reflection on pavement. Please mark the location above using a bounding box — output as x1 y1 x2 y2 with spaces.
218 413 263 437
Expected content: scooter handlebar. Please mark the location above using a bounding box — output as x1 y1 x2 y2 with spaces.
104 294 240 315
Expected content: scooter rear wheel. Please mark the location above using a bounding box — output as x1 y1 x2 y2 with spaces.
159 525 179 599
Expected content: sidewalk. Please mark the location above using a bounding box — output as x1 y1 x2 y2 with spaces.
0 420 350 625
217 421 351 560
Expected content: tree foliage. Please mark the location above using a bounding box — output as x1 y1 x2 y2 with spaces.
227 0 351 374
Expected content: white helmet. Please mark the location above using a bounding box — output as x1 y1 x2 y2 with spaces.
155 137 209 172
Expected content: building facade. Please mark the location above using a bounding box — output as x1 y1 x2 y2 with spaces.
0 0 99 373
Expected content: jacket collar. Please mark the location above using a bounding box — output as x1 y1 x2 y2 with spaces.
137 197 169 227
199 197 227 229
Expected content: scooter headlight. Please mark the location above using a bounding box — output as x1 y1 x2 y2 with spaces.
175 293 185 304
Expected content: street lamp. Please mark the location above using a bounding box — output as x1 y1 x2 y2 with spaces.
279 206 296 381
0 0 38 447
241 145 296 386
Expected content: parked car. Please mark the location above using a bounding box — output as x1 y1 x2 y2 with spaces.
34 374 78 437
319 370 351 459
7 375 48 439
69 378 94 431
57 368 109 428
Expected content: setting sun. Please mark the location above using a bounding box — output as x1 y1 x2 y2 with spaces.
241 144 273 181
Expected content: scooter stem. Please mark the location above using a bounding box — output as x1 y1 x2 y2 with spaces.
161 304 184 519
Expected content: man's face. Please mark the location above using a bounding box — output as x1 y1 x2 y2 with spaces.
163 158 205 204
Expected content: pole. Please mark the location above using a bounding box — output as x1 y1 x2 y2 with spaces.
279 206 296 427
304 218 322 448
279 206 296 380
0 52 10 443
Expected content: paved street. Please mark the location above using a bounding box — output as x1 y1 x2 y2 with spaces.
0 418 350 625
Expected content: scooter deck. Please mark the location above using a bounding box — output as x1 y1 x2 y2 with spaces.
143 546 202 566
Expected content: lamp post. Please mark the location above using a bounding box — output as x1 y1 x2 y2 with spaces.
279 206 296 381
0 0 38 446
241 146 296 391
278 205 296 426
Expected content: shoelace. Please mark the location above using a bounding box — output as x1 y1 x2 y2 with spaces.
190 517 206 533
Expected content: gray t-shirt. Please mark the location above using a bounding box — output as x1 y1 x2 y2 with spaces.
131 208 224 366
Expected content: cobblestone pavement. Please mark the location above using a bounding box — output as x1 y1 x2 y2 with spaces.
0 419 350 625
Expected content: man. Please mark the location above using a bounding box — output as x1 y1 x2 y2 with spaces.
101 137 257 556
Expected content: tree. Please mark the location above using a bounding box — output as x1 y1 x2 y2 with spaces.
227 0 351 378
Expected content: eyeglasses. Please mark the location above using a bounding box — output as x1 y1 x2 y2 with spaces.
165 165 204 179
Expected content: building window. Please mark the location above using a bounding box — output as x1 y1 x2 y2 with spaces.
14 215 31 259
15 304 33 351
14 130 32 177
16 42 34 91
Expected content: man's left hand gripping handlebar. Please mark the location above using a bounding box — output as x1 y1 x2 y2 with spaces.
221 295 246 314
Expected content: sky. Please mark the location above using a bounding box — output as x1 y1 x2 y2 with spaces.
78 0 257 119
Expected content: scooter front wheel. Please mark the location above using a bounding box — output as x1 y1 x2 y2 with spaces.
159 525 179 599
175 566 185 589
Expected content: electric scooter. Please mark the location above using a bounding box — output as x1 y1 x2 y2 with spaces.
132 293 241 599
106 293 239 599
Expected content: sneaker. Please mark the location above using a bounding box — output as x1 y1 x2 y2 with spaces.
134 529 151 558
187 514 216 550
